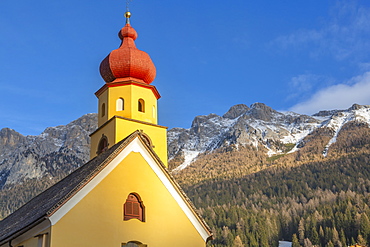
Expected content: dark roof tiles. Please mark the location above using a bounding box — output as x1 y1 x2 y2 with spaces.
0 132 134 244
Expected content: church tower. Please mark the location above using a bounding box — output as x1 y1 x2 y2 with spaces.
90 12 167 166
0 8 214 246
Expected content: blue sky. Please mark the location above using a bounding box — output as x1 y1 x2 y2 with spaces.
1 0 370 135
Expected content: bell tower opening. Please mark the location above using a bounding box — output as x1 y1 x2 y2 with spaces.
138 99 145 113
97 135 109 155
117 98 124 111
101 103 106 117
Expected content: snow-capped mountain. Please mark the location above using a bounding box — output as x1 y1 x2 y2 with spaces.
168 103 370 170
1 103 369 186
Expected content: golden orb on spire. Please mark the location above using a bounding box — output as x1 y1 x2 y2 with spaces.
125 11 131 19
124 11 131 24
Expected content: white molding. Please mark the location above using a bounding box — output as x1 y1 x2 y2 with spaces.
49 137 210 241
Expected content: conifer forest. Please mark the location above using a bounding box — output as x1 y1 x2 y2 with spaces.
174 122 370 246
1 121 370 246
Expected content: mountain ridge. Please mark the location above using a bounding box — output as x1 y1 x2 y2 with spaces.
0 104 369 207
1 103 370 246
168 103 370 171
1 103 369 189
0 113 97 189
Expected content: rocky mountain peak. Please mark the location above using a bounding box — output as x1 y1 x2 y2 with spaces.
313 110 340 117
223 104 250 119
168 103 370 171
313 104 370 118
2 103 370 188
0 113 98 189
0 128 26 147
348 103 369 111
191 114 220 128
247 102 278 121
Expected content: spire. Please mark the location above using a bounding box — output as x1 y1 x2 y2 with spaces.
125 11 131 24
99 10 156 84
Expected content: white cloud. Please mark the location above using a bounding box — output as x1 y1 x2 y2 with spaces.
274 1 370 61
286 73 335 103
290 72 370 114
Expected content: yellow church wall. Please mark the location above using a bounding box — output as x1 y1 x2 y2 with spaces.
90 117 167 167
127 85 158 124
97 89 108 127
115 118 167 167
105 85 132 121
50 152 205 247
89 119 116 158
99 84 158 126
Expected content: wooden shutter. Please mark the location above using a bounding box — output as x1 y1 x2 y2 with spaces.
124 193 144 221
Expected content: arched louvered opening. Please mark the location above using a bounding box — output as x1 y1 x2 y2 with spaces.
124 193 145 222
97 135 108 155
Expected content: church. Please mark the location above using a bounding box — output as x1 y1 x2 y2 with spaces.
0 10 213 247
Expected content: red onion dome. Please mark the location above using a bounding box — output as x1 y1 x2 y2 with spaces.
100 23 156 84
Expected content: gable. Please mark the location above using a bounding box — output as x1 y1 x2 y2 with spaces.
49 137 211 246
0 135 124 245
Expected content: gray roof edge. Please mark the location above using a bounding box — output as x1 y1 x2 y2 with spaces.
0 217 49 246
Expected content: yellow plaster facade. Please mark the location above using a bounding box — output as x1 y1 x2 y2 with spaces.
90 81 167 167
97 82 159 127
90 115 167 167
50 152 205 247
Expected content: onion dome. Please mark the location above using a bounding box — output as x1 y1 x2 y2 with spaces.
100 12 156 84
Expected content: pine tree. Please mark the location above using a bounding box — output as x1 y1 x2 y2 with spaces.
292 234 300 247
360 213 370 242
326 240 334 247
332 227 339 245
311 227 319 246
339 228 346 247
350 237 356 246
357 234 367 246
303 238 313 247
233 235 244 247
298 219 305 245
319 226 325 247
247 233 259 247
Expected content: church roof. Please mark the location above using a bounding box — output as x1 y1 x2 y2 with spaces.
99 20 156 85
0 131 212 245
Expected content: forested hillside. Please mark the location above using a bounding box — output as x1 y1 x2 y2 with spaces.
173 121 370 246
1 105 370 247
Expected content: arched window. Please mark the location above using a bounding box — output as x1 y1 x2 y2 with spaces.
152 105 156 118
122 241 147 247
124 193 145 222
124 243 139 247
97 135 108 155
101 103 106 117
116 98 124 111
138 99 145 113
141 133 153 148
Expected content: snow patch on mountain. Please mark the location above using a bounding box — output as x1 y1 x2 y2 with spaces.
168 103 370 170
322 105 370 156
173 150 200 171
